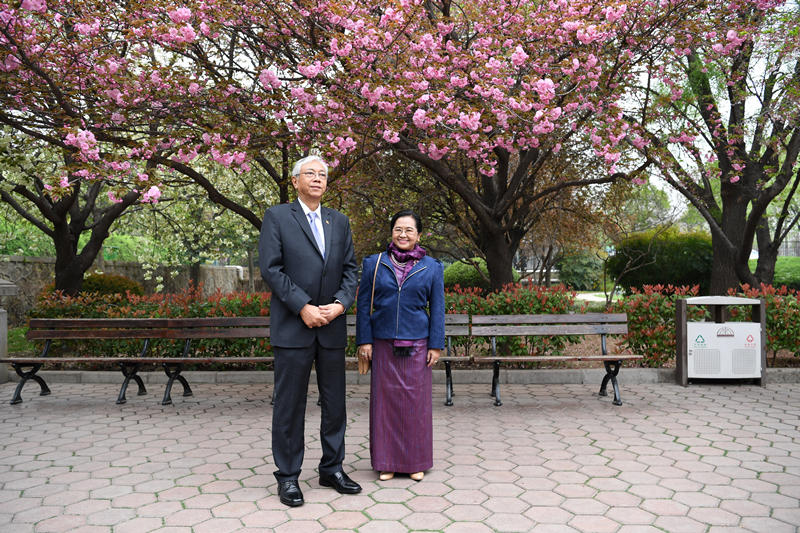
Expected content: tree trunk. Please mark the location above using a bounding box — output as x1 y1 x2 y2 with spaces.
52 226 105 296
53 254 85 296
754 220 776 286
710 192 749 295
482 232 516 291
709 238 739 295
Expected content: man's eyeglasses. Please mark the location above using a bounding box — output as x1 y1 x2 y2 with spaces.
300 171 327 180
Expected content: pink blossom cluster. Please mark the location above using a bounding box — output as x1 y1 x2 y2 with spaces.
4 0 795 206
64 130 100 161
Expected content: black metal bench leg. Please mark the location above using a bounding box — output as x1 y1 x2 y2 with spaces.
161 363 192 405
10 363 50 405
117 363 146 405
492 360 502 406
600 360 623 406
445 360 453 406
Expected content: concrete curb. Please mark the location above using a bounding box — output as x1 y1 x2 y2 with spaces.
7 367 800 385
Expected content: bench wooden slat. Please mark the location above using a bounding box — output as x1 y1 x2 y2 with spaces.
473 355 642 362
471 313 627 325
27 327 271 340
471 324 628 336
28 317 270 329
1 357 274 364
346 314 470 337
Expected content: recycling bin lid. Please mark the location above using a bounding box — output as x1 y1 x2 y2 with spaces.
684 296 760 305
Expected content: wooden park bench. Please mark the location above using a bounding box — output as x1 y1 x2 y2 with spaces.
2 313 640 408
444 313 642 407
2 317 272 405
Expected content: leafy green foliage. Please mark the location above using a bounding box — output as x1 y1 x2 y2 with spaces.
7 327 33 354
611 285 703 367
446 284 584 358
606 229 713 294
730 284 800 359
82 273 144 296
444 258 519 292
557 251 603 290
749 257 800 291
30 285 273 360
0 212 54 256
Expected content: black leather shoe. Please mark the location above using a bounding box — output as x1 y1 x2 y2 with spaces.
319 470 362 494
278 480 304 507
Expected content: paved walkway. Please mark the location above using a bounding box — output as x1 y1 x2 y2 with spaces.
0 381 799 532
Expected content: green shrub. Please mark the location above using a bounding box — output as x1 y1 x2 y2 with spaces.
446 283 584 358
611 284 702 367
606 229 713 294
7 327 33 354
774 257 800 290
730 284 800 360
557 251 603 290
443 258 519 291
82 273 144 296
444 258 491 291
30 285 272 360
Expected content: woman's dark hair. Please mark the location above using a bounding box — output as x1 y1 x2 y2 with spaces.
390 209 422 233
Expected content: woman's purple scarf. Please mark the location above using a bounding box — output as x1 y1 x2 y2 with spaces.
387 242 426 285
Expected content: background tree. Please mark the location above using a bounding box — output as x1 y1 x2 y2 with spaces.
625 0 800 293
0 1 307 292
0 131 145 294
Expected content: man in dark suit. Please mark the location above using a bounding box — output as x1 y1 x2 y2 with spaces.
258 155 361 507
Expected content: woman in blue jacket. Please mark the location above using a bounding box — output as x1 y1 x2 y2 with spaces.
356 209 445 482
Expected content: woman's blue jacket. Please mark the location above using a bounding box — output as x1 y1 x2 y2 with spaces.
355 252 445 349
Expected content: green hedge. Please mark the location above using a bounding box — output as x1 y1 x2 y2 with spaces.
557 251 603 290
29 283 800 367
82 273 144 296
731 284 800 358
32 285 273 360
606 229 713 294
612 283 800 367
610 285 703 367
443 258 519 292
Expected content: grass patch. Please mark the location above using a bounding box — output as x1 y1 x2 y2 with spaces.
7 327 33 354
749 256 800 289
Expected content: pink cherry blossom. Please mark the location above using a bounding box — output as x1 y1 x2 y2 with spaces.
382 129 400 143
259 69 282 89
511 45 529 67
169 7 192 24
141 185 162 203
21 0 47 13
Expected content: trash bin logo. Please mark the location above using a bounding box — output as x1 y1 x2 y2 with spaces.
716 327 735 337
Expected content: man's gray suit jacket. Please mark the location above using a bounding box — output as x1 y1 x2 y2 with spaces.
258 200 358 349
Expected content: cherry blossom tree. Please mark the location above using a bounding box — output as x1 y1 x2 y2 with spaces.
0 0 297 293
251 0 698 289
624 0 800 293
2 0 715 294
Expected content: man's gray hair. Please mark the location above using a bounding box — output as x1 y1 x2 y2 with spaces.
292 155 328 177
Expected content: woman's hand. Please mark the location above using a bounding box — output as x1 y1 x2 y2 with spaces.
357 344 372 375
358 344 373 361
426 348 441 367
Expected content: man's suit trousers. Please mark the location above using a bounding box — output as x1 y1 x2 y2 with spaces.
271 341 347 482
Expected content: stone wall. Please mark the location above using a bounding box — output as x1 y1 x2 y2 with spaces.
0 255 267 326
